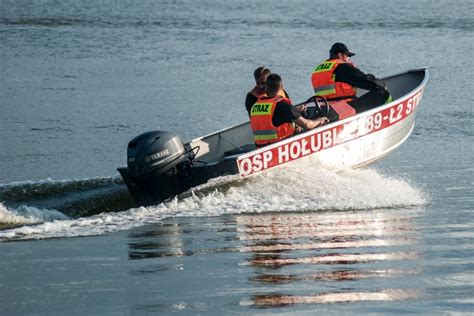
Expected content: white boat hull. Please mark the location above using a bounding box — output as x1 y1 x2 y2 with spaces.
236 84 424 176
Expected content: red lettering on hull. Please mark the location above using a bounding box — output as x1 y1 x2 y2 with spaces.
238 89 424 176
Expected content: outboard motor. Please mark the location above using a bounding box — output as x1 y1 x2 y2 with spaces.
118 129 242 207
118 131 195 206
127 131 192 179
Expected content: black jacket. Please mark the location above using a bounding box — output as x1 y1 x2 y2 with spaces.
334 63 386 91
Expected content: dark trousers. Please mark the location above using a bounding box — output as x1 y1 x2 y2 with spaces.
349 87 391 113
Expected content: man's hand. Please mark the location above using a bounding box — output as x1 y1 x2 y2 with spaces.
315 116 329 126
374 79 387 89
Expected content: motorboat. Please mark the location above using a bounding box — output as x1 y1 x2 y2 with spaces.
118 68 429 206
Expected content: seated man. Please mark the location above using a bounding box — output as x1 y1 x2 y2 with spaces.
311 42 391 113
245 66 290 117
250 74 328 147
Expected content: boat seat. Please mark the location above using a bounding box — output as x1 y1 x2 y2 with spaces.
327 100 357 121
224 144 256 156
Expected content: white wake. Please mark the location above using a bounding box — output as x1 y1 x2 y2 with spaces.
0 167 427 241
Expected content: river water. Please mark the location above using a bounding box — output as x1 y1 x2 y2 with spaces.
0 0 473 314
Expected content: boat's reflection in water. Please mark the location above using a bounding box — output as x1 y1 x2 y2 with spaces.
128 223 185 260
237 209 422 307
126 208 423 309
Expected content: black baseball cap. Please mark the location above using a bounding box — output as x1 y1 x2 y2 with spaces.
330 42 355 57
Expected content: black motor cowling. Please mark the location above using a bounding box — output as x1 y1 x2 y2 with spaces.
126 131 192 179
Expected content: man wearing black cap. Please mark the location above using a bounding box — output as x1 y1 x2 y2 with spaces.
311 42 391 113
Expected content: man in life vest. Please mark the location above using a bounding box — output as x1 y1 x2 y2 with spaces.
245 66 290 117
311 43 391 113
250 74 328 147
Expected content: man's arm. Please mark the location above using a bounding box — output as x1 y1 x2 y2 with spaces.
294 116 329 130
245 93 257 116
273 101 329 130
334 63 386 91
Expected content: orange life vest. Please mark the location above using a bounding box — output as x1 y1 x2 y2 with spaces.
311 59 357 100
250 96 295 146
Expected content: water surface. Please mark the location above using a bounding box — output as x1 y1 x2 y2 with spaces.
0 0 473 314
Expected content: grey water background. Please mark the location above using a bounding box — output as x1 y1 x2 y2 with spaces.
1 0 473 314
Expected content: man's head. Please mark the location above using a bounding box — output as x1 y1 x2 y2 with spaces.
254 66 271 89
329 42 355 61
265 73 283 97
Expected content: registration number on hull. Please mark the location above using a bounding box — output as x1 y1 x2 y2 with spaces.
237 89 424 176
